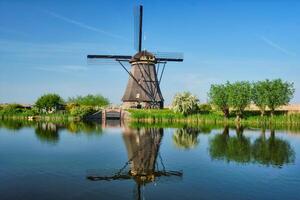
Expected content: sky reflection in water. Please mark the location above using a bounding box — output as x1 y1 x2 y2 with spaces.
0 120 299 200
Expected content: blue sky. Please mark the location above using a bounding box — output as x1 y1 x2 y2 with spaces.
0 0 300 105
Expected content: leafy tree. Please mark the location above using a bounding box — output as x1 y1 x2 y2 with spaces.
264 79 294 116
35 93 64 113
252 80 269 116
228 81 252 120
208 83 230 118
171 92 199 115
68 94 109 108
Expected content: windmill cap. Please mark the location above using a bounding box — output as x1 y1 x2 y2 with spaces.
130 50 156 63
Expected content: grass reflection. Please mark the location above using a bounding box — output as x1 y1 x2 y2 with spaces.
0 119 103 143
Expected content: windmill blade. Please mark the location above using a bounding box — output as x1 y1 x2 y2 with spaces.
152 52 184 62
134 5 143 52
86 168 131 181
87 54 132 60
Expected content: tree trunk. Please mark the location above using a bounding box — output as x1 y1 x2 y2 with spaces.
260 109 265 117
223 108 229 118
270 109 275 117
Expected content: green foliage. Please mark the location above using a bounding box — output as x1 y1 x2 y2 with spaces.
227 81 252 118
0 104 23 115
68 94 109 108
171 92 200 115
264 79 295 115
198 103 212 113
209 83 230 117
35 93 64 113
252 80 269 116
69 106 95 118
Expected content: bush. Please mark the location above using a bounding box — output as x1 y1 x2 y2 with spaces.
0 104 24 115
69 106 95 118
68 94 109 108
35 93 64 113
198 103 212 113
171 92 200 115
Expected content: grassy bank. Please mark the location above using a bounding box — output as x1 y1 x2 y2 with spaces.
128 109 300 126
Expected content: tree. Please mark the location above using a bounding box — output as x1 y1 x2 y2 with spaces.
252 80 269 116
208 83 230 118
35 93 64 113
228 81 252 120
265 79 295 116
68 94 109 108
171 92 199 115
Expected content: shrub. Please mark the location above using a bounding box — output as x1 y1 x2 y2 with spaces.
0 104 23 115
171 92 200 115
198 103 212 113
35 93 64 113
69 106 95 118
68 94 109 108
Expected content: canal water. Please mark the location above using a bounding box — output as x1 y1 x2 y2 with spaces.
0 120 300 200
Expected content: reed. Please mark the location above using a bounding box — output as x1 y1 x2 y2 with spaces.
128 109 300 126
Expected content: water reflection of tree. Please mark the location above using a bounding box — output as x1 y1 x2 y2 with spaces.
209 126 251 163
209 127 295 167
35 123 59 144
0 120 34 131
66 121 102 135
252 129 295 167
173 127 212 150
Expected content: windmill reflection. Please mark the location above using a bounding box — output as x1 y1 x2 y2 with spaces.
87 126 182 199
209 126 295 167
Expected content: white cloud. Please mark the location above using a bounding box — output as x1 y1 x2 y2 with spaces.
43 10 127 41
258 35 296 56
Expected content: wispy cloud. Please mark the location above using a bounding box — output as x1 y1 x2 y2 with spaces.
258 35 296 56
43 10 127 41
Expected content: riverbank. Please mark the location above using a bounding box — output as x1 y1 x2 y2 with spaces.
128 109 300 126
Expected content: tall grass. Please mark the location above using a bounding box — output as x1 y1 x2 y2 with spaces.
128 109 300 127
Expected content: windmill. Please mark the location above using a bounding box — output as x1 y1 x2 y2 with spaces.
87 127 183 199
87 5 183 109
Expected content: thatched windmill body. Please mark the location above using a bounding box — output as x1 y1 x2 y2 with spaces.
87 5 183 109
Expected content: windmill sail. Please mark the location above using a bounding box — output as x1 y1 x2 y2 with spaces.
134 5 143 52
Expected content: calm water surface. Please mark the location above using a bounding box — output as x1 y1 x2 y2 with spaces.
0 120 300 200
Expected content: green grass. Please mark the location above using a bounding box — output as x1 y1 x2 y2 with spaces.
128 109 300 127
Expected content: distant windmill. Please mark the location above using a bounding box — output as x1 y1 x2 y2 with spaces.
87 5 183 109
